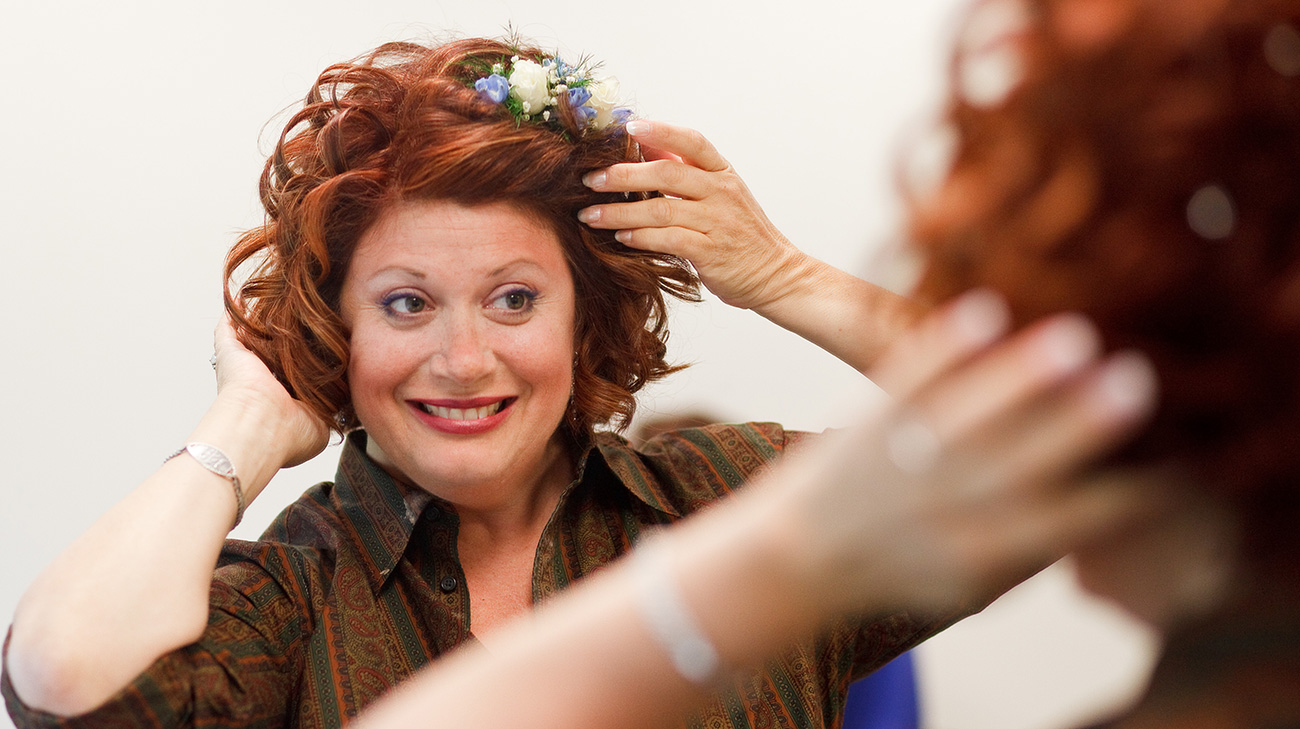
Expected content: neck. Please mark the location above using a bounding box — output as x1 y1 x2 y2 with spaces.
455 438 574 548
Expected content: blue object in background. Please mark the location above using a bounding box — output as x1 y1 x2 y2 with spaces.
841 651 920 729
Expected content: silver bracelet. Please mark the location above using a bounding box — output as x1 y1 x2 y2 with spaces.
632 542 722 685
165 442 245 529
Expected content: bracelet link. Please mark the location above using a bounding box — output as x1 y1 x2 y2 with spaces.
633 541 722 685
165 442 246 529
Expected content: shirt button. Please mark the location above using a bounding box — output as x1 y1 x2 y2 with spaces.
439 576 458 593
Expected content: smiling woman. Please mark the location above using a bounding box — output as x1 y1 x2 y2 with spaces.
340 201 577 516
0 35 962 729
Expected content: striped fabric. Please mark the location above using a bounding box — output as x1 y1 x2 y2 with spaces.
4 424 963 729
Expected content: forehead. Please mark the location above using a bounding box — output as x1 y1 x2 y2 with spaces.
351 199 569 273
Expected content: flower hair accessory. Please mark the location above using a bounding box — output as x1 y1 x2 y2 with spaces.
474 55 632 131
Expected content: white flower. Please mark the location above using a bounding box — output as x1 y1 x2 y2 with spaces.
509 59 551 113
587 77 623 129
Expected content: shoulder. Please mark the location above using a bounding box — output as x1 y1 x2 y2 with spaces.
595 422 816 514
637 422 809 469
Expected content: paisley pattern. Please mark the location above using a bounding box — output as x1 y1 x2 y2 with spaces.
4 425 962 729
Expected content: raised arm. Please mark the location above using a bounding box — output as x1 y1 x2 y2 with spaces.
578 120 927 374
354 292 1164 729
4 318 328 717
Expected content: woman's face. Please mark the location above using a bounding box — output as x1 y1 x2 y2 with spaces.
339 199 577 507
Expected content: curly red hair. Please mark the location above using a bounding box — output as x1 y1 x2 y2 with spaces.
911 0 1300 508
225 37 698 438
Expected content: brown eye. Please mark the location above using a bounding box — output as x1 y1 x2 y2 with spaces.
491 288 537 313
387 295 428 314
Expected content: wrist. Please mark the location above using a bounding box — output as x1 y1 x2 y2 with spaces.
745 243 816 313
187 390 303 500
667 480 842 670
749 248 837 322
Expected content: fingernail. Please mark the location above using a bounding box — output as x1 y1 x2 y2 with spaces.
577 207 600 224
1037 313 1101 374
615 230 631 244
583 171 607 189
1094 351 1158 416
625 119 651 136
948 288 1010 346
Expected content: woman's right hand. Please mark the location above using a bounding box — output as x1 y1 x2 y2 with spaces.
211 316 329 470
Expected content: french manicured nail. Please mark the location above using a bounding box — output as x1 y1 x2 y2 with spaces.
577 207 601 223
583 171 607 189
1094 351 1158 416
1037 313 1101 373
948 288 1010 346
625 119 651 136
615 230 631 244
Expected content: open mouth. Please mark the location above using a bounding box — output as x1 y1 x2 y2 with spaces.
414 397 514 421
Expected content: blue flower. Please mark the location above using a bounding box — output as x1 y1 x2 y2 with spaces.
567 86 592 108
474 74 509 104
575 105 597 127
611 108 633 125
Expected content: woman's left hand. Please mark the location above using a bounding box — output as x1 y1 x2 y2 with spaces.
577 120 803 311
578 121 926 374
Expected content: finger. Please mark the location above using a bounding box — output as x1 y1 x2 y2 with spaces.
625 120 730 172
952 351 1158 492
912 313 1102 443
869 289 1012 400
583 159 716 199
612 226 709 258
578 196 710 234
640 146 683 165
212 315 240 367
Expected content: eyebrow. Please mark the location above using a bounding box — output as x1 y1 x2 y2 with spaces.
488 258 548 278
371 266 426 280
367 258 551 281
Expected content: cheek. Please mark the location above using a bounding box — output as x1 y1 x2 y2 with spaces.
502 319 574 406
345 326 420 415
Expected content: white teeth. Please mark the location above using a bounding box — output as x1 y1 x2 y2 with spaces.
419 400 504 420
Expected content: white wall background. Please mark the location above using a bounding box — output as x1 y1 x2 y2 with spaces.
0 2 1157 728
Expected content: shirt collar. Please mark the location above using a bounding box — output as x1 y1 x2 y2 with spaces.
331 431 434 593
331 429 683 593
591 431 684 518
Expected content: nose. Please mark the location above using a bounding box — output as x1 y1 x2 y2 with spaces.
430 314 495 385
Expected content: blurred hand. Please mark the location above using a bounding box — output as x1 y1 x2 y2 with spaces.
769 290 1164 613
577 120 805 311
1073 488 1236 630
212 316 329 469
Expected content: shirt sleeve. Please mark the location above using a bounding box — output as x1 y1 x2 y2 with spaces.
3 546 313 729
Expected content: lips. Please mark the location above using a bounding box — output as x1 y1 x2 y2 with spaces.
408 397 516 435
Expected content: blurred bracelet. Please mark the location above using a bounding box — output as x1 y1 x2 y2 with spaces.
165 442 245 529
632 541 721 685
